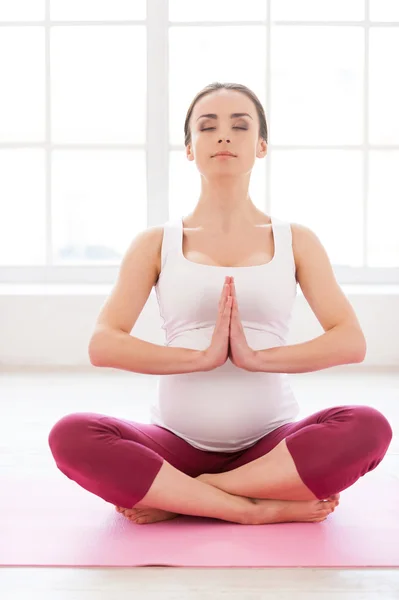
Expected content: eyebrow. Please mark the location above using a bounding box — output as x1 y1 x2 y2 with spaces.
196 112 253 122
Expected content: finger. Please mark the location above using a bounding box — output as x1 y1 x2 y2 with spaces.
219 283 229 309
230 279 236 298
219 291 228 311
231 297 234 321
222 297 232 327
230 301 238 328
221 294 233 327
224 296 232 317
225 284 231 303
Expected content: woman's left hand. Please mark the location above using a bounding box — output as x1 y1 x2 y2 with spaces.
228 277 259 372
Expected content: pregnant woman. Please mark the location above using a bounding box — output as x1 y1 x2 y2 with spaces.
48 82 393 526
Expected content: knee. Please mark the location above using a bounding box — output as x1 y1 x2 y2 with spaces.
351 405 393 453
48 412 100 464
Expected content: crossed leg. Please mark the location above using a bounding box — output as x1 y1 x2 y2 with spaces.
199 405 393 502
199 438 318 501
48 406 391 524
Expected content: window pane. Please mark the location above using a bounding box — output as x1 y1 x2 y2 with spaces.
270 150 363 266
169 0 267 21
369 28 399 144
0 0 44 20
51 26 146 143
368 152 399 267
50 0 146 20
0 28 45 142
169 26 266 146
169 151 266 220
0 150 45 265
271 27 364 145
370 0 399 21
271 0 364 21
52 151 146 264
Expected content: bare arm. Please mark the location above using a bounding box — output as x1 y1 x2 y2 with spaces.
90 326 206 375
253 324 365 374
253 224 366 374
88 227 207 375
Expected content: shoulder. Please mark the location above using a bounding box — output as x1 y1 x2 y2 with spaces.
287 222 325 280
139 225 165 281
130 224 165 254
122 225 165 284
289 221 319 243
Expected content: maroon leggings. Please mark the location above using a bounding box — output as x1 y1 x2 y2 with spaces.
48 404 393 508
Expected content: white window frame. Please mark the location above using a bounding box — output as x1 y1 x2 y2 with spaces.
0 0 398 285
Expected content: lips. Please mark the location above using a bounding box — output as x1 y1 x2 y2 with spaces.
213 152 236 157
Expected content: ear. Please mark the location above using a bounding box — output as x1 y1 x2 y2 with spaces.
257 139 267 158
186 145 195 161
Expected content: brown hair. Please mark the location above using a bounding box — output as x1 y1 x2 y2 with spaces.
184 82 268 147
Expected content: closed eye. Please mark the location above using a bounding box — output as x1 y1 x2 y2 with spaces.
201 127 248 131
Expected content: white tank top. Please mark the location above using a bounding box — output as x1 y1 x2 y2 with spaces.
150 215 300 452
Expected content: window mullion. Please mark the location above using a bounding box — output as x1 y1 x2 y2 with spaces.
147 0 170 226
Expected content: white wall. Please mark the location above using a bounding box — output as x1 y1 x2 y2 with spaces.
0 284 398 369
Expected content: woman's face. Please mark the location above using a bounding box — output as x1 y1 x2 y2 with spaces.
186 89 267 177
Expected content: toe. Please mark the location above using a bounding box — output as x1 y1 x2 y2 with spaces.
329 493 340 504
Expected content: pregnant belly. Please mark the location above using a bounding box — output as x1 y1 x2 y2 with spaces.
155 367 296 445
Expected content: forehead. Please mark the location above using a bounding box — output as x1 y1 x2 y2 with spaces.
193 90 255 119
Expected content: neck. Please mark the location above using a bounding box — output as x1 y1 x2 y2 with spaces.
188 190 262 233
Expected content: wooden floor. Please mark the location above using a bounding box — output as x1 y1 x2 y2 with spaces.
1 366 398 599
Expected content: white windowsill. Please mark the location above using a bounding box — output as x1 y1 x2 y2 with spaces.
0 283 399 296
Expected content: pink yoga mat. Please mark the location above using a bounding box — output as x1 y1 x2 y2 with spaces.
2 469 398 567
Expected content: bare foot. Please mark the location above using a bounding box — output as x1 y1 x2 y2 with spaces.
196 474 340 525
114 485 340 526
115 505 179 525
247 494 340 525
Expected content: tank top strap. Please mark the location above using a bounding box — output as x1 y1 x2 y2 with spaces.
271 216 295 270
160 218 181 271
272 216 292 246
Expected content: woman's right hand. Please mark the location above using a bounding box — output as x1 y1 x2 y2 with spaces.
201 276 233 372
